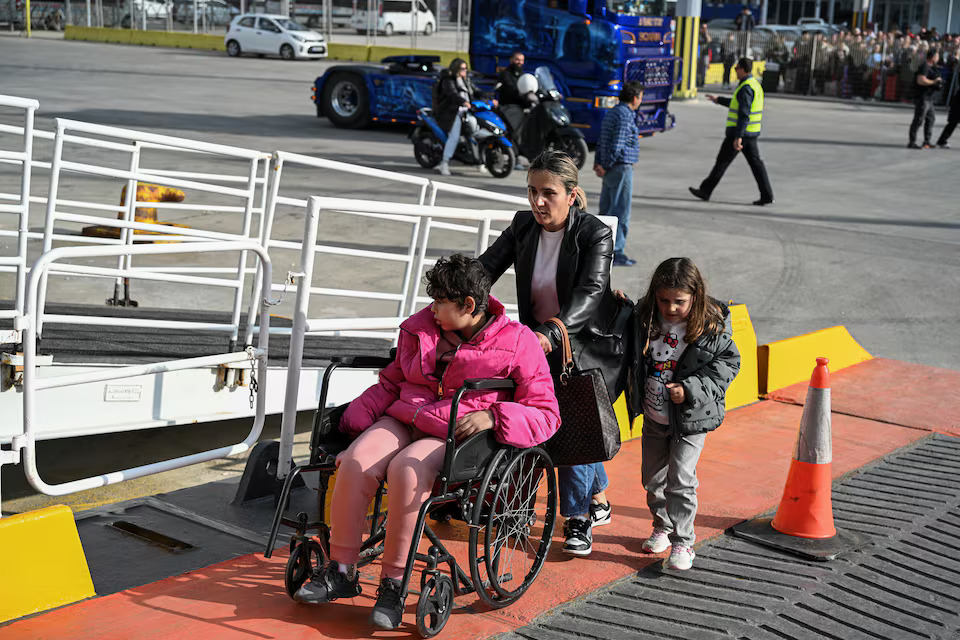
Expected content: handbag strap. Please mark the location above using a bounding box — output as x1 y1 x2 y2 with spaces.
544 317 574 382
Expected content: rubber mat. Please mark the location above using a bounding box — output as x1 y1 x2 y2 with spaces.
502 434 960 640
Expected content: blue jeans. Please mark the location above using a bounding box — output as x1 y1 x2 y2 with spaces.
598 163 633 256
441 116 461 164
558 462 609 518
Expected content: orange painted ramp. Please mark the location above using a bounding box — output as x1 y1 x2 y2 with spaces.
0 400 926 640
767 358 960 436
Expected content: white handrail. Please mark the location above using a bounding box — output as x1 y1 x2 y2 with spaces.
17 241 273 497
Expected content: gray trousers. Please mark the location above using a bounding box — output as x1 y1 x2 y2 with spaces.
641 416 706 547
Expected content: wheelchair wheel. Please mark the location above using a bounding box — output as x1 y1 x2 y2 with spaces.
416 574 454 637
285 537 325 598
468 446 556 608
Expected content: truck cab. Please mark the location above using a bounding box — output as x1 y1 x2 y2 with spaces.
469 0 677 143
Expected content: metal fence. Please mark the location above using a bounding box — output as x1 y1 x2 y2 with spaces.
705 27 960 106
1 0 472 49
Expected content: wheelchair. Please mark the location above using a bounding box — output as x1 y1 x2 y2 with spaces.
264 354 558 637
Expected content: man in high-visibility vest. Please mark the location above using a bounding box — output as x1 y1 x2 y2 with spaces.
689 57 775 206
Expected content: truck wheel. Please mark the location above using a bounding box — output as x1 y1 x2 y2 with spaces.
424 22 434 35
226 39 242 57
321 72 369 129
413 130 443 169
484 141 515 179
551 134 589 170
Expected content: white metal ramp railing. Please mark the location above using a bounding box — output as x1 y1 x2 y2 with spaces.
0 95 40 329
275 196 525 478
0 241 273 513
36 118 272 347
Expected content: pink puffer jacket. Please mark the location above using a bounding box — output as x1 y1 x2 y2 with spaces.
340 296 560 449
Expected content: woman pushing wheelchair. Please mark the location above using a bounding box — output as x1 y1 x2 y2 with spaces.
293 254 560 630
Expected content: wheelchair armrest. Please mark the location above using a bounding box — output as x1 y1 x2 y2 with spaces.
461 378 517 392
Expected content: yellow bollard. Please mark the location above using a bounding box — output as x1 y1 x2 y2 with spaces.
0 505 95 623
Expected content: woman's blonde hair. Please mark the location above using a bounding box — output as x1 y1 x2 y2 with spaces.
528 150 587 209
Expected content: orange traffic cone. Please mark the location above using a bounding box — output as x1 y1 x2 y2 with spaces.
731 357 868 561
771 357 836 538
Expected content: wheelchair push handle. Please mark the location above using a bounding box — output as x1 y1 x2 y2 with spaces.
330 350 397 369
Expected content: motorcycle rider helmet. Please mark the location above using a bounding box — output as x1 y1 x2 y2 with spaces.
517 73 538 96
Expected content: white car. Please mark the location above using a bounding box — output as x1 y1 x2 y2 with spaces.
225 14 327 60
351 0 436 36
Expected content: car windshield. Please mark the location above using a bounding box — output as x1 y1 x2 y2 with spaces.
276 18 308 30
534 66 557 93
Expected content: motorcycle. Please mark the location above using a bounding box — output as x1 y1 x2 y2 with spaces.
504 66 589 170
411 100 516 179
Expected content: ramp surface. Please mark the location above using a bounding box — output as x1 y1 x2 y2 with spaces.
0 398 930 639
768 358 960 436
504 435 960 640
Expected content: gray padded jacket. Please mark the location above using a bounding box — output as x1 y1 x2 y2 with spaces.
625 299 741 436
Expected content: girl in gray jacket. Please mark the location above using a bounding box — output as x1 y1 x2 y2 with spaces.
625 257 741 571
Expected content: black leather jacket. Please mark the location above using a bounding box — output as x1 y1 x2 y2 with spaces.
479 207 628 398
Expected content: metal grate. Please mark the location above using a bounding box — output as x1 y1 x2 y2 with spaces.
501 435 960 640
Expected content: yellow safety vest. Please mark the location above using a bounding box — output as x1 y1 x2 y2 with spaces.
727 76 764 135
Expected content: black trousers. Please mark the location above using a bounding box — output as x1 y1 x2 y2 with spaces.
699 135 774 201
909 98 936 145
937 113 959 146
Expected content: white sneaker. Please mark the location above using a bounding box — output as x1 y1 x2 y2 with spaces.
477 164 489 175
589 500 612 527
437 162 451 177
641 528 671 554
665 545 695 570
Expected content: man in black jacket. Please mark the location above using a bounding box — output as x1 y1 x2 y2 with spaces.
497 51 526 108
935 82 959 148
909 49 943 149
689 57 775 206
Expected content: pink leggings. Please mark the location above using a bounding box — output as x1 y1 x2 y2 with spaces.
329 415 445 580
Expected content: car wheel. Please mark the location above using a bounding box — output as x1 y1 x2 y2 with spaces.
226 39 241 57
424 21 433 35
383 22 393 36
280 44 295 60
321 72 369 129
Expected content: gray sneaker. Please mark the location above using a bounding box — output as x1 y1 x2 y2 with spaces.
369 577 405 629
293 561 361 604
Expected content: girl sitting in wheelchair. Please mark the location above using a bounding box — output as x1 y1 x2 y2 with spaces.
294 253 561 629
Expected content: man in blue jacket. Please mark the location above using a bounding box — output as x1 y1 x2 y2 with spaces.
594 81 643 266
689 57 775 206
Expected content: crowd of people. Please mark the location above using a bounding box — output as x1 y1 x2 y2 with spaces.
704 23 960 105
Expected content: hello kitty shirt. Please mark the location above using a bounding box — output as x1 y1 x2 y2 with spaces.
643 319 689 425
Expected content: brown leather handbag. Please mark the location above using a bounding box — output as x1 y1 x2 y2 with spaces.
542 317 622 467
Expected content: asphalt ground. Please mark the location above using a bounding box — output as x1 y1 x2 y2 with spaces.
0 36 958 515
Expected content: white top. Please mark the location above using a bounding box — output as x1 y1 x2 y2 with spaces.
643 319 689 425
530 227 565 324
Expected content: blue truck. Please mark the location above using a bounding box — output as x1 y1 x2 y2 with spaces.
312 0 678 144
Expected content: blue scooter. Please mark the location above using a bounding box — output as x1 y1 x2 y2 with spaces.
411 100 516 178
